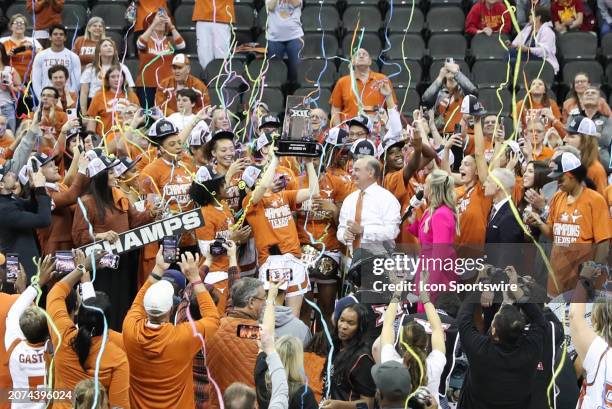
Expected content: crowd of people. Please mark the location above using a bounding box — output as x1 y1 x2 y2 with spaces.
0 0 609 408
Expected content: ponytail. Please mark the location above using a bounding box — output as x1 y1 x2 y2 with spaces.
70 292 111 371
71 326 94 370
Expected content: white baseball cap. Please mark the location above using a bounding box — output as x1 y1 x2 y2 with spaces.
143 280 175 316
548 151 582 179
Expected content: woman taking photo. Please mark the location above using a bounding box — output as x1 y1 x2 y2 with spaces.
46 250 129 409
320 303 376 409
515 78 564 136
0 43 22 133
422 61 477 134
80 39 136 115
0 14 41 89
562 72 612 122
86 64 140 138
407 169 459 304
72 17 107 67
136 9 185 107
72 154 156 329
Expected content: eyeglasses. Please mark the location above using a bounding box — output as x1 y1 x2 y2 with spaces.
12 21 25 26
575 79 589 84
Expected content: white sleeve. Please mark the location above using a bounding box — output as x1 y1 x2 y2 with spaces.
122 64 135 87
383 107 402 140
583 336 609 378
336 197 351 245
362 191 401 242
381 343 403 364
81 66 92 84
5 286 37 349
80 281 96 301
31 52 43 100
70 53 81 93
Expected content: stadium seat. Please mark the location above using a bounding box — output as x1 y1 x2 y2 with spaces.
563 60 604 86
292 87 332 112
384 7 424 34
257 87 285 114
471 60 509 88
62 4 88 31
301 5 341 33
180 31 198 56
91 4 127 31
173 4 196 31
344 0 382 5
105 30 126 56
297 59 337 88
246 59 288 87
5 4 26 18
426 7 464 34
124 58 140 80
478 88 512 116
516 87 557 102
342 6 383 33
429 0 463 7
302 33 340 59
395 88 421 116
210 87 241 112
470 33 510 60
428 34 467 60
429 59 470 80
516 60 556 88
204 59 246 89
558 32 598 60
380 60 422 88
126 31 138 58
342 33 382 58
256 6 268 31
602 33 612 61
235 3 256 31
385 34 425 60
189 62 205 81
606 63 612 88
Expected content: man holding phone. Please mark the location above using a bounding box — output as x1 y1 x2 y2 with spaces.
0 163 51 277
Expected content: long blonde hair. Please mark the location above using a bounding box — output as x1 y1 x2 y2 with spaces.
84 17 106 41
423 169 460 235
92 38 119 75
592 301 612 346
266 336 306 397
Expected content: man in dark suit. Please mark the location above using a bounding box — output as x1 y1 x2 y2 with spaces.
483 168 525 267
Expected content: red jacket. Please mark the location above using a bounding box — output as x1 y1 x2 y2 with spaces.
465 1 511 34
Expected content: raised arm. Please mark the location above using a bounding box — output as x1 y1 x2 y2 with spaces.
252 153 279 205
473 119 488 185
296 160 320 203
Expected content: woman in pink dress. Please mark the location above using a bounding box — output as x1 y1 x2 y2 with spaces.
407 169 460 307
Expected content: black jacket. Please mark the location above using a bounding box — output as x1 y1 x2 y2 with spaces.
485 201 525 268
0 187 52 277
457 300 545 409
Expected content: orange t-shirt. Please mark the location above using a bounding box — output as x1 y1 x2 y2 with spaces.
139 157 195 213
155 74 211 115
455 182 492 246
515 99 566 137
303 352 325 404
27 0 63 30
136 35 186 88
0 134 15 160
280 157 301 177
384 170 424 245
136 0 169 31
193 0 235 23
546 188 612 295
276 164 298 190
438 95 464 134
195 203 234 272
587 160 608 195
59 90 78 111
0 293 18 408
87 89 140 137
72 37 98 67
1 38 39 81
29 110 68 146
330 72 398 122
47 282 130 409
244 190 302 265
296 169 355 252
533 146 554 161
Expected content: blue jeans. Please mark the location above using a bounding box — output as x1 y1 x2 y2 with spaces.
0 102 16 133
267 37 303 84
601 20 612 36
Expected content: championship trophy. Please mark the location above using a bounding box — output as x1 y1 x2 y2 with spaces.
275 95 323 157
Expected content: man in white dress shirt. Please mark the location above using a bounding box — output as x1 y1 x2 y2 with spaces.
337 156 401 251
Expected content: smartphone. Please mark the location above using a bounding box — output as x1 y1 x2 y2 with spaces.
162 236 179 263
158 7 166 15
55 251 76 275
236 324 261 340
445 57 454 64
30 158 39 173
99 253 120 269
267 268 292 283
454 123 462 135
5 254 19 283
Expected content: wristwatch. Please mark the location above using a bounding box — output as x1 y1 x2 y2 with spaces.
76 264 86 273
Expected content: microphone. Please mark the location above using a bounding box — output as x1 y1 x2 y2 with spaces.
401 190 424 224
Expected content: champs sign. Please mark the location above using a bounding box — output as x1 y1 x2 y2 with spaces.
80 209 205 256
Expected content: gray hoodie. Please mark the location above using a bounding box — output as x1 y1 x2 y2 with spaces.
274 306 312 346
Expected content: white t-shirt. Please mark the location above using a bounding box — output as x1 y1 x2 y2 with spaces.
577 336 612 408
380 344 447 405
81 63 136 98
167 112 209 138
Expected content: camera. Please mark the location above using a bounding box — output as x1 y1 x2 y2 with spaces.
210 237 227 256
